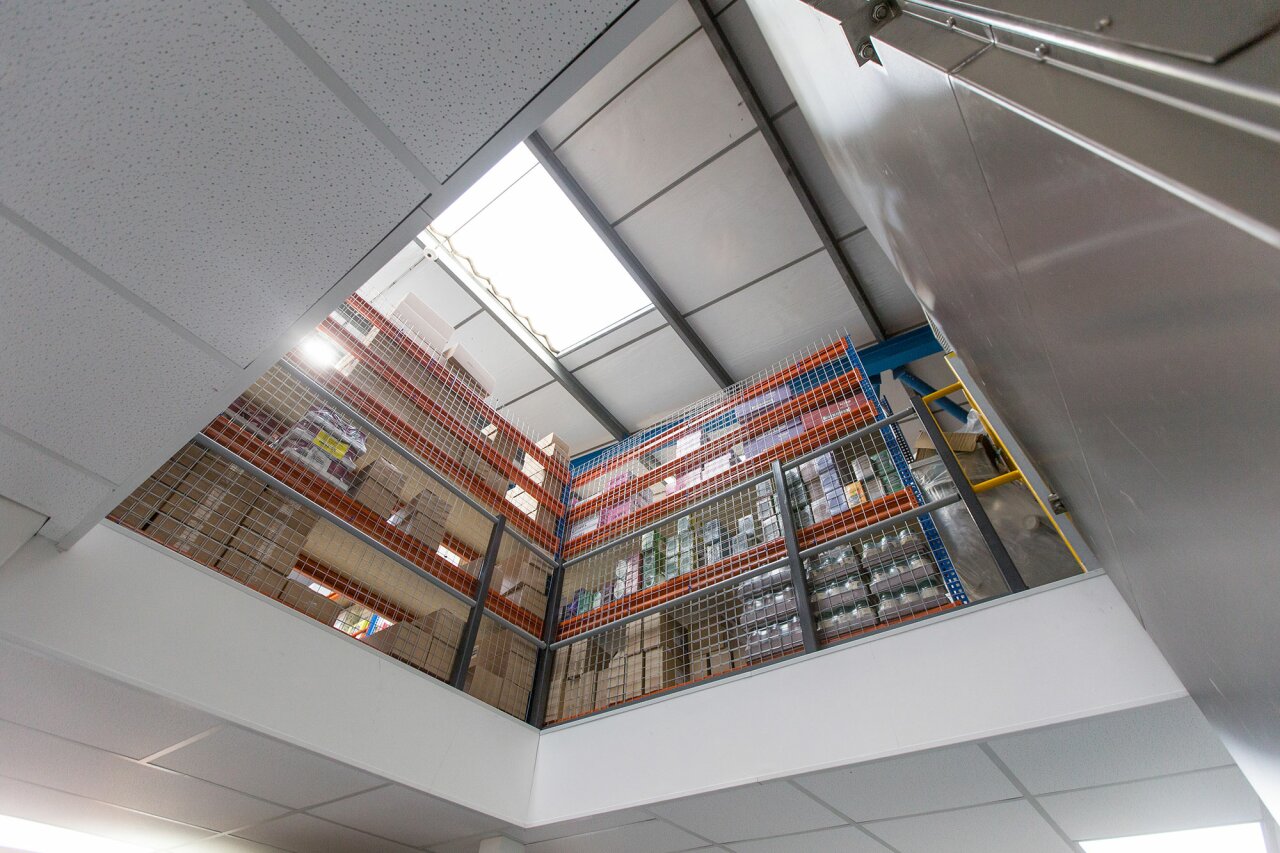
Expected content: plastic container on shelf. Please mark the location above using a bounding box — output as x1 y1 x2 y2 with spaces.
737 564 793 598
877 579 949 621
867 555 938 596
812 577 870 613
805 543 859 588
817 604 878 638
740 588 799 632
744 615 805 663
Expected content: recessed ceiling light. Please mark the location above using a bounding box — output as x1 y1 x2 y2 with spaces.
1081 822 1266 853
0 814 153 853
299 334 342 369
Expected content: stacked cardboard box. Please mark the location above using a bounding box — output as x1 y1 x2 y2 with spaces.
391 483 452 553
275 578 344 626
348 457 407 520
620 612 687 698
496 556 549 615
559 639 611 718
220 489 318 576
680 600 746 681
143 447 262 563
362 608 465 680
468 624 538 717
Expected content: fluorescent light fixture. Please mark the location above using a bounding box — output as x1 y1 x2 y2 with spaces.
1081 822 1265 853
0 814 153 853
430 143 652 352
299 334 341 369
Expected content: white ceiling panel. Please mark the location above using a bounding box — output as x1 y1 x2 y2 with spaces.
795 744 1020 822
0 496 45 566
0 431 112 540
837 231 925 334
617 134 821 312
729 825 889 853
514 807 654 844
154 726 384 810
987 698 1234 794
237 812 420 853
543 3 701 148
368 258 482 329
774 107 865 239
0 1 428 366
575 326 721 429
867 800 1073 853
648 780 843 843
716 0 795 117
273 0 630 179
685 251 875 377
527 818 707 853
557 33 757 223
1038 766 1262 841
0 776 214 850
559 310 666 371
450 313 553 404
500 382 614 454
309 784 503 848
0 218 237 484
0 640 220 762
0 720 287 832
174 836 286 853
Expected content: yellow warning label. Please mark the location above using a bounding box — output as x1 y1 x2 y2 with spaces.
312 430 350 460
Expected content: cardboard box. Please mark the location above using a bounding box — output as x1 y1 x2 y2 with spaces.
146 516 228 562
215 549 289 599
157 462 260 548
395 485 451 551
113 475 166 530
276 580 344 626
562 670 599 718
601 654 628 706
363 609 464 678
469 667 505 706
498 678 530 717
624 652 645 699
350 458 406 516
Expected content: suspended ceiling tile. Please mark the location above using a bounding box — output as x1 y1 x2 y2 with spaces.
987 698 1234 794
774 107 866 238
717 0 795 117
648 780 844 843
729 825 890 853
309 784 503 848
273 0 630 179
575 326 721 429
526 819 707 853
559 309 666 371
794 744 1020 823
838 230 925 333
173 835 285 852
0 430 113 541
513 807 654 844
236 812 420 853
867 800 1072 853
617 133 821 312
0 719 288 832
0 640 220 762
1037 766 1262 841
557 32 757 223
500 383 615 454
0 776 214 851
369 258 481 329
542 3 701 148
685 251 875 377
0 218 237 485
154 726 383 810
0 1 427 366
449 312 551 404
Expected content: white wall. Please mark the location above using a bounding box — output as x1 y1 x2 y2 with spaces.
0 495 45 566
0 524 539 825
528 573 1185 824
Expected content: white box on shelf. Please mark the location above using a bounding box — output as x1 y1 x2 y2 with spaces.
390 292 454 354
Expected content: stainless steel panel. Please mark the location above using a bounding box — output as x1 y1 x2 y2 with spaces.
928 0 1280 64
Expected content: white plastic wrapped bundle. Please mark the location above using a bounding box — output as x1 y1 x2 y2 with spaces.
275 405 368 491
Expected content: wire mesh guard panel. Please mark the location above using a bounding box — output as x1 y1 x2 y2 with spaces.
564 336 875 557
311 297 568 553
109 441 471 682
485 532 554 638
545 577 804 724
556 477 786 641
804 518 958 646
465 616 539 719
212 363 497 600
782 427 919 552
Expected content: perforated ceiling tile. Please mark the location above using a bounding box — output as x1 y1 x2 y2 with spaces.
574 325 722 430
309 784 503 848
867 800 1073 853
648 780 844 843
0 430 113 540
0 219 236 484
838 231 925 334
556 32 756 223
685 251 876 378
616 133 821 313
0 1 427 365
729 825 890 853
272 1 631 179
236 812 420 853
525 819 707 853
541 2 701 148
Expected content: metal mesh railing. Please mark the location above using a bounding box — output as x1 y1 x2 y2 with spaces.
465 615 539 719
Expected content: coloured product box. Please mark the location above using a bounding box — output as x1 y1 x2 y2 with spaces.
674 432 702 458
214 550 290 599
844 482 868 506
799 395 868 430
734 386 793 420
742 418 805 459
275 406 367 491
276 579 344 626
851 454 876 481
862 478 887 501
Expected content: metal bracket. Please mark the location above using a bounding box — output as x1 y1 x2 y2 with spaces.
801 0 900 66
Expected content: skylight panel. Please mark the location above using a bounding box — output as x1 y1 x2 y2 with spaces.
430 143 652 352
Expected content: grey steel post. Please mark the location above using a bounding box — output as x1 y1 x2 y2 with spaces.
451 515 507 688
770 460 820 653
527 558 568 726
906 390 1028 593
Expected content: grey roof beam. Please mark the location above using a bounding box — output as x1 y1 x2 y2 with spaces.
526 132 736 389
690 0 888 341
418 238 631 441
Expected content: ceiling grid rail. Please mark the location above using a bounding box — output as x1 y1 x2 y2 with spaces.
690 0 888 341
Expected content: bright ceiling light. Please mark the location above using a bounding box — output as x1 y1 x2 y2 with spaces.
0 814 154 853
299 334 341 369
1081 822 1266 853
